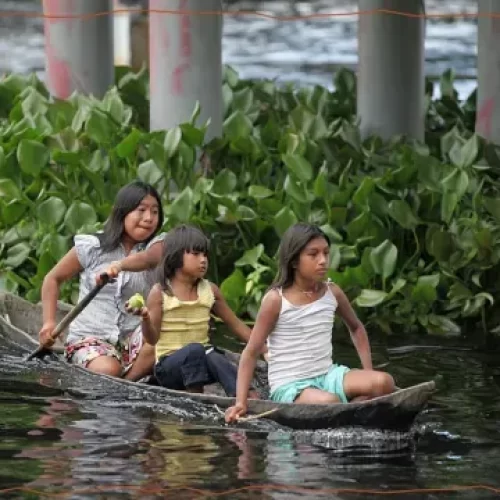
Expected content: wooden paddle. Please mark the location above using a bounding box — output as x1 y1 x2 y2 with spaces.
26 273 111 361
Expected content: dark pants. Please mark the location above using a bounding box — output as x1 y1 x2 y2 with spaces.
154 343 238 396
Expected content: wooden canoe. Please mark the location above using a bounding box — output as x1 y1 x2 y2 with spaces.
0 291 436 431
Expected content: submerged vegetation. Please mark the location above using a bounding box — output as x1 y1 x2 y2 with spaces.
0 65 499 340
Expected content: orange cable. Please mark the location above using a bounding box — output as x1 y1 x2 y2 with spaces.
1 483 500 497
0 8 496 21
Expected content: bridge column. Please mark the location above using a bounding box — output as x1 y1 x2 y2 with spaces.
42 0 114 99
113 0 132 66
476 0 500 144
149 0 223 139
357 0 425 141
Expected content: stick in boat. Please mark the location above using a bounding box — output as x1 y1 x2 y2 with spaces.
215 405 279 423
25 273 111 361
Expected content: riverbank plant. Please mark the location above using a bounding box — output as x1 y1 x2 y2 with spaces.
0 66 499 340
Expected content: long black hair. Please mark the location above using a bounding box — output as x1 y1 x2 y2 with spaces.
269 223 330 291
98 180 164 252
159 224 210 293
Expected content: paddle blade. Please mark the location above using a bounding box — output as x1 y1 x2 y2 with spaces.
25 345 49 361
26 273 110 362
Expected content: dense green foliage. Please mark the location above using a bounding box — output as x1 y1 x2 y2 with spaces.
0 66 499 339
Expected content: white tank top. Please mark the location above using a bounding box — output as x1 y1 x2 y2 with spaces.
267 284 338 393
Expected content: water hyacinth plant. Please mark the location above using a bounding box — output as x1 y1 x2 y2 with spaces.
1 65 500 341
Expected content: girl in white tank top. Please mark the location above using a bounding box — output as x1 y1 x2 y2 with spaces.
225 223 395 423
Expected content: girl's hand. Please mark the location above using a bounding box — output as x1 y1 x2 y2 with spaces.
39 321 56 347
125 301 150 320
96 261 121 285
225 402 247 423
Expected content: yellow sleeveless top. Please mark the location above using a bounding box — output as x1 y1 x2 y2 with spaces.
155 279 215 360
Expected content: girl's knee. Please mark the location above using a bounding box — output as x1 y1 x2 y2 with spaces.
87 356 122 377
184 343 207 360
373 371 395 394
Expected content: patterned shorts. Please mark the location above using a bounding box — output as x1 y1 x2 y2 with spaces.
64 325 143 374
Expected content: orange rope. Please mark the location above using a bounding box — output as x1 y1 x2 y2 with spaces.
0 8 494 21
0 484 499 497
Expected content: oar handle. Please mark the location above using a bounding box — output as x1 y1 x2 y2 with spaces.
26 273 111 361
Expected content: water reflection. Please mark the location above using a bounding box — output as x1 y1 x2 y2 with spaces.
1 332 500 499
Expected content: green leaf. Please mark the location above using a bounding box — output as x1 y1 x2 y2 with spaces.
457 134 479 168
483 197 500 223
2 242 31 268
116 128 142 159
274 207 298 237
103 88 125 123
340 122 361 151
164 126 182 158
352 178 374 209
354 289 388 308
223 111 252 139
313 166 328 198
346 211 370 242
411 274 440 303
17 139 49 176
213 169 237 195
85 108 115 144
387 278 407 299
320 224 343 243
169 187 194 222
86 149 110 173
235 244 264 268
220 268 246 311
236 205 257 221
442 168 469 198
370 240 398 280
0 179 21 201
387 200 420 230
36 196 66 226
427 314 461 336
441 191 458 224
232 87 254 113
49 234 69 260
137 159 163 186
224 65 239 88
189 101 201 125
284 175 308 204
180 123 204 147
427 227 455 262
278 133 302 155
248 185 273 199
2 201 27 225
64 201 98 233
282 154 313 182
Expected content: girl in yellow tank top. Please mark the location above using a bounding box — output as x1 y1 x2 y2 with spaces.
127 225 263 397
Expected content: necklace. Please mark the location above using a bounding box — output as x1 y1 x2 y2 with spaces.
295 283 320 297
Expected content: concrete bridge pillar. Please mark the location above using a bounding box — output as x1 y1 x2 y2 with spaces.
476 0 500 144
357 0 426 141
42 0 114 99
149 0 223 139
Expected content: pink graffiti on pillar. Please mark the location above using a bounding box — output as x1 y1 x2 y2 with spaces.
172 0 192 95
43 0 74 99
477 97 494 139
149 1 159 95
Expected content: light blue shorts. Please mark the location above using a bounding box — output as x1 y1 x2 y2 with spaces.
270 364 351 404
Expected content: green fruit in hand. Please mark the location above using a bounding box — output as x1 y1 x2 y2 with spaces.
128 293 145 309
